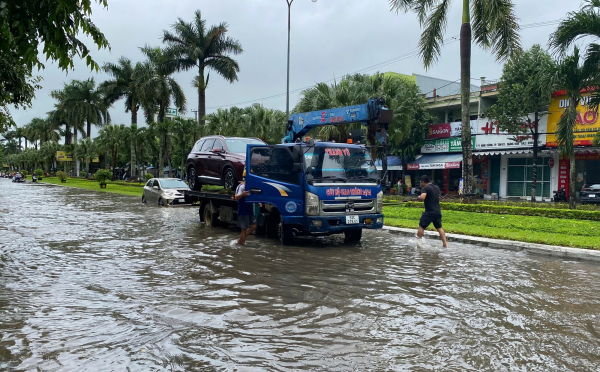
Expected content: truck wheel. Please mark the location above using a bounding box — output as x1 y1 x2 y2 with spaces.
344 228 362 242
188 167 202 191
279 215 293 245
223 168 237 190
203 204 218 227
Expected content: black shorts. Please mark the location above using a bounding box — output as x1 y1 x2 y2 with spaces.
419 212 442 229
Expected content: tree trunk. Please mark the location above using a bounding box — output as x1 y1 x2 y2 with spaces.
198 66 206 126
74 128 80 177
460 2 474 195
531 114 539 202
87 119 91 139
131 107 138 179
569 151 576 209
158 136 163 179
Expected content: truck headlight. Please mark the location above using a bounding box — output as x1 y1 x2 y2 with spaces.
377 191 383 213
305 191 319 216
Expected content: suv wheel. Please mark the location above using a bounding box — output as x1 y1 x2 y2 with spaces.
188 167 201 191
222 168 237 190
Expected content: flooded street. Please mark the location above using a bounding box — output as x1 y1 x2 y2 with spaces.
1 179 599 371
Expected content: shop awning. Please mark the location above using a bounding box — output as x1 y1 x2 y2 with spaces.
374 156 403 171
406 154 462 170
474 149 533 156
575 148 600 154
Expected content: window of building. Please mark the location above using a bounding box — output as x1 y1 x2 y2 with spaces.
507 157 551 198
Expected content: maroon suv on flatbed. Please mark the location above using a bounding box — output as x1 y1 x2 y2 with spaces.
186 136 266 190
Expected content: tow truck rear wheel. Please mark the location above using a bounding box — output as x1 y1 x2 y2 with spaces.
279 215 293 245
344 228 362 242
203 204 219 227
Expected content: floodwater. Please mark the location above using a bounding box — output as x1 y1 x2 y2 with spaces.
1 179 599 371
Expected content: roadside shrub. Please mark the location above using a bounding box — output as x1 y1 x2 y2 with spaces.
56 171 67 182
34 169 43 178
398 201 600 221
94 169 113 183
145 173 153 181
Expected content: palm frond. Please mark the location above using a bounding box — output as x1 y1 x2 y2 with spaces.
418 0 450 69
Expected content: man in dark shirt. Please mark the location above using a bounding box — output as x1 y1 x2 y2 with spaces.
417 175 448 247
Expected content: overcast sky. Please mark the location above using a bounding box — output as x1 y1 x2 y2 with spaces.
9 0 579 137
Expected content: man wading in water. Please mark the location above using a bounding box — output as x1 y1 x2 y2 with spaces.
417 175 448 247
233 169 258 246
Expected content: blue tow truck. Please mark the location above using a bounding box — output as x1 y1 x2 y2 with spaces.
185 99 393 244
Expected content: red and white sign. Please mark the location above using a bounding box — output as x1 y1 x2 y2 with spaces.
558 158 569 198
426 121 478 139
548 157 555 168
406 162 461 170
428 123 451 139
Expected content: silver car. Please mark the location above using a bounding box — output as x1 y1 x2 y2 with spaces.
142 178 189 206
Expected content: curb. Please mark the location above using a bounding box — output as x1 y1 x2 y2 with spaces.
383 226 600 262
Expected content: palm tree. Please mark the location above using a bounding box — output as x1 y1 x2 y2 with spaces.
162 10 243 125
553 47 599 209
75 137 96 176
149 119 172 178
101 57 145 178
14 126 25 152
550 0 600 108
53 78 110 138
389 0 520 194
97 124 127 176
138 46 187 123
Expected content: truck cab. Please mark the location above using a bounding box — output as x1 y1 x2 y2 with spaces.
244 141 384 244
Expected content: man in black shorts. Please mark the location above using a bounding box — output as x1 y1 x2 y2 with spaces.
417 175 448 247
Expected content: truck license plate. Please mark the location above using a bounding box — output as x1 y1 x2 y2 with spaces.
590 194 596 198
346 215 359 224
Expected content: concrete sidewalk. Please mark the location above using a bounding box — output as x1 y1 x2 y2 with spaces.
383 226 600 262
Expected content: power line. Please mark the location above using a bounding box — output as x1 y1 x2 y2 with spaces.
206 19 562 111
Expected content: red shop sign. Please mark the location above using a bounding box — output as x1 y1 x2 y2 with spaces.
548 158 555 168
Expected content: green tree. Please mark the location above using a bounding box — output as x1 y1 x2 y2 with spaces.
39 141 60 173
553 48 599 209
75 137 96 176
0 0 110 131
550 0 600 109
487 45 556 202
162 10 243 126
97 124 127 174
138 46 187 123
389 0 520 194
101 57 145 178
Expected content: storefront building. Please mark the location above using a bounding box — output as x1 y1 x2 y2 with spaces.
546 91 600 199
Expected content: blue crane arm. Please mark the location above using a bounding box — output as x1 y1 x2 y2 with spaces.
283 98 393 143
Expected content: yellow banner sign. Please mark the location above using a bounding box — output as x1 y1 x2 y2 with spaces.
92 156 100 163
2 164 8 168
56 151 73 162
547 92 600 147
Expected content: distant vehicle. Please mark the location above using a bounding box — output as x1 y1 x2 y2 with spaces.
142 178 189 206
186 136 266 191
581 183 600 204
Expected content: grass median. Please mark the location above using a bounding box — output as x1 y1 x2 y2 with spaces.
383 205 600 250
39 177 144 197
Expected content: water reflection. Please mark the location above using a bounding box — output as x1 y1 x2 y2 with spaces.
0 179 599 371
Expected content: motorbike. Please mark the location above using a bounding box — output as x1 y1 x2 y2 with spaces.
553 188 567 202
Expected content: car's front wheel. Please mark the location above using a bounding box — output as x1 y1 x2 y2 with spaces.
222 167 237 190
188 167 201 191
142 195 147 204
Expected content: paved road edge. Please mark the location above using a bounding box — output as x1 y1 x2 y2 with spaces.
383 226 600 262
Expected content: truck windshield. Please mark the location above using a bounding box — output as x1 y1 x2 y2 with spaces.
303 146 378 183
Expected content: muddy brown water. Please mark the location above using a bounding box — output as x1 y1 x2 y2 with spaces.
0 179 599 371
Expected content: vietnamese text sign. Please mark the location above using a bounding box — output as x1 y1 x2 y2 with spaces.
56 151 73 162
406 161 461 170
421 136 475 153
547 92 600 147
427 120 478 139
474 116 547 150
